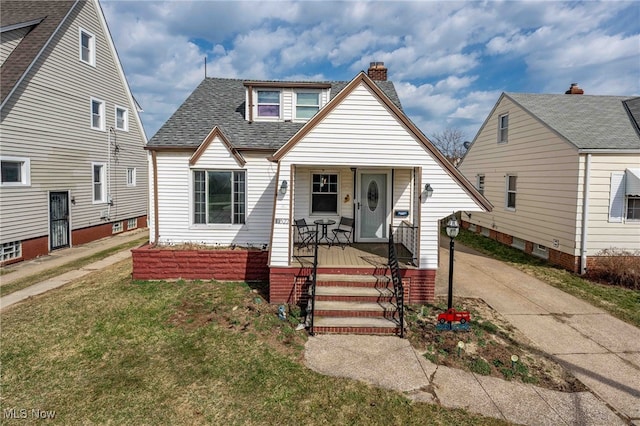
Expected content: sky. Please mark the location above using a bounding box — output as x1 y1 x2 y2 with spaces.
101 0 640 142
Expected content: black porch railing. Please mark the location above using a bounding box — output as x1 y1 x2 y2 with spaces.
308 226 319 335
390 221 418 266
388 224 405 338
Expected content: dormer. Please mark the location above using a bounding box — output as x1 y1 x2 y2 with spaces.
243 81 332 123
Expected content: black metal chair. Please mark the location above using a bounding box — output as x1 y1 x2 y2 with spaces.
294 218 316 250
331 217 354 249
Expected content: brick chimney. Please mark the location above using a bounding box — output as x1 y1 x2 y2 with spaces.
367 61 387 81
565 83 584 95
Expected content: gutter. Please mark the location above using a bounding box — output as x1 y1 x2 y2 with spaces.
578 149 640 154
580 153 591 274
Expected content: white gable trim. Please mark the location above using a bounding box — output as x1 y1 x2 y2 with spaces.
0 1 80 110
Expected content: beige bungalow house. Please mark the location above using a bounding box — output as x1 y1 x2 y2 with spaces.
458 85 640 274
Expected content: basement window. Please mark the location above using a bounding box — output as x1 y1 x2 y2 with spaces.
532 244 549 259
1 240 22 262
112 222 123 234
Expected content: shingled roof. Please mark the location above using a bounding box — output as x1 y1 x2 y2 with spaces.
1 1 77 106
147 77 403 150
505 93 640 150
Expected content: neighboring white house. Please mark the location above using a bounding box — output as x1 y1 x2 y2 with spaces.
143 63 491 307
0 0 148 264
458 85 640 273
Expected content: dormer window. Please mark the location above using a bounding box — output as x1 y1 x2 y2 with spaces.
257 90 280 118
296 92 320 119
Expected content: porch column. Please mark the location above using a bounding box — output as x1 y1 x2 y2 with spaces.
270 163 293 267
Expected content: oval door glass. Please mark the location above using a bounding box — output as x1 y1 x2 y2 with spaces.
367 181 379 211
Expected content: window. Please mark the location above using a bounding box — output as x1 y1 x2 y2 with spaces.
115 106 128 131
532 244 549 259
511 237 525 250
112 222 123 234
628 197 640 221
476 174 485 195
193 170 246 224
92 163 106 203
1 156 30 186
1 241 21 262
91 98 105 130
79 28 95 66
311 173 338 214
506 174 517 210
127 167 136 186
257 90 280 118
296 92 320 119
498 114 508 143
127 218 138 229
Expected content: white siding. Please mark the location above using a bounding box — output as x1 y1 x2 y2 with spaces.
153 150 277 246
583 154 640 254
0 0 147 245
0 26 31 67
271 82 485 267
459 96 580 256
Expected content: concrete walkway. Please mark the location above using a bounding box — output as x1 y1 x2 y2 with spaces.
0 229 147 311
304 242 639 425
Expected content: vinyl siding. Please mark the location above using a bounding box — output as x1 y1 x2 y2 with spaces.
153 150 277 246
0 0 147 245
459 96 580 256
583 154 640 253
0 26 31 67
271 82 485 268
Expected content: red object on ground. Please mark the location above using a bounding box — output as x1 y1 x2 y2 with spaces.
437 308 471 324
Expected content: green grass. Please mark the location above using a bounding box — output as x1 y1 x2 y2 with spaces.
0 236 148 297
455 228 640 327
1 259 505 425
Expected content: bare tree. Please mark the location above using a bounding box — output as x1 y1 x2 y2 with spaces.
430 128 468 165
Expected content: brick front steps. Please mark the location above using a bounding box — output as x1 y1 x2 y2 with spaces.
311 274 401 335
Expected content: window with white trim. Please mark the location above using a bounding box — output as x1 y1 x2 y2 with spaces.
90 98 105 130
311 173 338 214
506 174 517 210
112 221 123 234
126 167 136 186
115 106 128 131
256 90 280 118
92 163 106 203
295 91 320 119
79 28 95 66
1 156 30 186
609 171 640 222
193 170 246 224
627 197 640 221
498 113 508 144
1 241 22 262
127 218 138 229
476 174 485 195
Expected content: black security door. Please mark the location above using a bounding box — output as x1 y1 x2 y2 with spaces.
50 192 70 250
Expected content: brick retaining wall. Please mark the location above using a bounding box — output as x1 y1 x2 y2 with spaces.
132 245 269 281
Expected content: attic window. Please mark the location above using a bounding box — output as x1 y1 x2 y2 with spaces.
79 28 95 66
498 114 508 144
257 90 280 118
295 92 320 119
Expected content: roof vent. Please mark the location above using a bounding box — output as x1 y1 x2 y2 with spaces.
565 83 584 95
367 61 387 81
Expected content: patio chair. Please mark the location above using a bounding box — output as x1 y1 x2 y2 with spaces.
294 218 316 250
331 217 354 249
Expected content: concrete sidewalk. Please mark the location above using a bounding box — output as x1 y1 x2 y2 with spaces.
0 228 147 311
304 241 639 425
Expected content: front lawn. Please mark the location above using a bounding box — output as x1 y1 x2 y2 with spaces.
1 259 503 425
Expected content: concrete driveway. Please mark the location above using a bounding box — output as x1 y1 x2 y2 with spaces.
435 241 640 424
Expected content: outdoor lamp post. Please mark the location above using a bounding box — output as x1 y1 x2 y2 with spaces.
445 215 460 311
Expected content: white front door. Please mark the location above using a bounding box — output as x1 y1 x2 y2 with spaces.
357 172 389 242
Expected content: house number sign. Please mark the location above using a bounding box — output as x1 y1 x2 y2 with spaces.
275 218 289 225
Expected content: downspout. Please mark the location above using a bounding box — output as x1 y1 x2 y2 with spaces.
580 153 591 274
151 150 160 245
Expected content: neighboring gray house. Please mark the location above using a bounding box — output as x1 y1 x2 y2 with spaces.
459 85 640 273
1 0 148 264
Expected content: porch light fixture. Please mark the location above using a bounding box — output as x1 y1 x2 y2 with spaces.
424 183 434 198
445 214 460 313
280 180 288 195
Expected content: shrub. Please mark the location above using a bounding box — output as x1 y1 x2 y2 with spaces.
587 248 640 289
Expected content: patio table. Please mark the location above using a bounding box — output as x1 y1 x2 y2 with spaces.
313 219 336 244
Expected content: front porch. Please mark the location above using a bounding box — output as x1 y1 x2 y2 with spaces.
292 242 416 269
